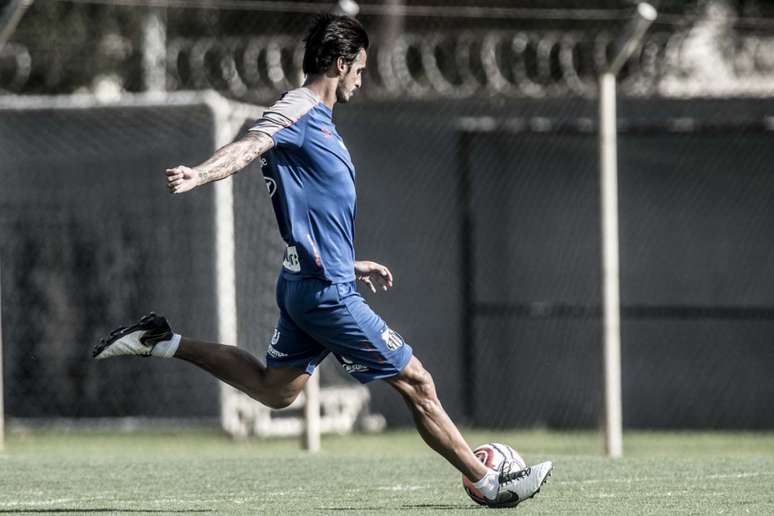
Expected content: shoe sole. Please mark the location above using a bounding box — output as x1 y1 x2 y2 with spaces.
92 314 166 359
488 465 552 509
525 468 552 503
529 469 552 500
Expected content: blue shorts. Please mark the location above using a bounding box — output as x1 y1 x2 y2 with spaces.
266 277 413 383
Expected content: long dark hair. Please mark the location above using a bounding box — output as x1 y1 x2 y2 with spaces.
302 14 369 75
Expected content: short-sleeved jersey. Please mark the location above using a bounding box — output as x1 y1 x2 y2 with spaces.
249 87 357 283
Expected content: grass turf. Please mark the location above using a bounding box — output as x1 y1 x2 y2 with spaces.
1 429 773 515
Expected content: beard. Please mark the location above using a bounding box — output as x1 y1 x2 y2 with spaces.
336 84 351 104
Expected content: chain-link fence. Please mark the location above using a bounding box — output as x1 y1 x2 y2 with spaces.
0 92 379 435
0 96 221 420
2 0 774 430
458 111 774 428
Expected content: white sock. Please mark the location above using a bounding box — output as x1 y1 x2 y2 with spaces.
472 469 499 500
151 333 181 358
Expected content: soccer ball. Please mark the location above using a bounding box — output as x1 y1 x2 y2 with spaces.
462 443 527 505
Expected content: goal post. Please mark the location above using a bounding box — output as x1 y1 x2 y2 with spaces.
202 92 260 440
203 92 383 446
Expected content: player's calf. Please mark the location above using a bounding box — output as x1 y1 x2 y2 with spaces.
93 312 181 360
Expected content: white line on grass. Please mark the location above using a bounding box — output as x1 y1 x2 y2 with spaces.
556 471 773 486
0 498 80 508
376 485 426 491
0 496 222 508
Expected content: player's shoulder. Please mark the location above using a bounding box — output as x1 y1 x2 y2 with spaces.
266 87 320 123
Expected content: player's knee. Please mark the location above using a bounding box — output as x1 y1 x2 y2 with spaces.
258 385 301 410
407 363 439 414
413 393 439 417
263 392 298 410
416 368 435 395
257 367 307 409
266 399 292 410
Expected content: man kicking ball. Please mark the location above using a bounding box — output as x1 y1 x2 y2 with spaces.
93 13 551 508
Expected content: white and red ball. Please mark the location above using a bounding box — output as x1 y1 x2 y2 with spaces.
462 443 527 506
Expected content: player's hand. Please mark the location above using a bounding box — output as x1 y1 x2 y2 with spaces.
165 166 199 194
355 260 393 293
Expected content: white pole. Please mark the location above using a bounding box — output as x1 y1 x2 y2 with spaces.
599 72 623 459
303 370 321 452
211 103 239 435
214 178 238 431
597 2 657 459
0 255 4 451
202 95 268 439
0 0 34 54
142 7 166 93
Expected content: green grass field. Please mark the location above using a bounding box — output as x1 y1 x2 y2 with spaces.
1 429 773 515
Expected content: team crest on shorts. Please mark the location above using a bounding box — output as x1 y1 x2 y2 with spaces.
381 327 404 351
267 329 286 358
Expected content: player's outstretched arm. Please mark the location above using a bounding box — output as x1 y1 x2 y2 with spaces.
165 132 274 194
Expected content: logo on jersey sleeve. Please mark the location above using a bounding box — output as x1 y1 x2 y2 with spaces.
381 327 405 351
264 177 277 197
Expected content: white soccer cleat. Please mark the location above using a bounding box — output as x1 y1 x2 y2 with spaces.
488 460 553 508
92 313 173 360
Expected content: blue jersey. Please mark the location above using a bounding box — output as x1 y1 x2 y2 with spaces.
249 88 357 283
251 88 414 383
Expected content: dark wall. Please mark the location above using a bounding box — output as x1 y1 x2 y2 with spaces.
336 98 774 429
619 132 774 429
0 104 220 418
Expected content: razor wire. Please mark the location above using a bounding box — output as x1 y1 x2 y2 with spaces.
0 42 30 91
125 28 774 99
4 25 774 99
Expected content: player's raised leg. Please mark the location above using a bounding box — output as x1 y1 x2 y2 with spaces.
93 313 308 409
174 338 309 410
386 356 552 508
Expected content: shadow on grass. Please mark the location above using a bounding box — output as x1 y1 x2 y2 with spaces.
321 504 475 511
0 510 213 514
403 504 481 510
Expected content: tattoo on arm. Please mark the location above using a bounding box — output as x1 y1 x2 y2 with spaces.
194 132 273 186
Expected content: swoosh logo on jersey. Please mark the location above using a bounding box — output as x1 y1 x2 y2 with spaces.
264 177 277 197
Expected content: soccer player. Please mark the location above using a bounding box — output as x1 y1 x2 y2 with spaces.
93 14 551 507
